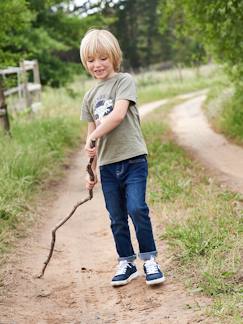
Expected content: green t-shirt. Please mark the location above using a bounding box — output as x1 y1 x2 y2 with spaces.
81 72 148 166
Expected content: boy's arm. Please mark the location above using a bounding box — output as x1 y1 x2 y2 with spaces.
87 99 129 143
85 121 97 156
86 121 96 138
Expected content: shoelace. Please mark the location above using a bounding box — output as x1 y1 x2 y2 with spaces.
115 260 131 275
144 258 160 275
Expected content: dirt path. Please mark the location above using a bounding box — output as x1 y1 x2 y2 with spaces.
170 95 243 194
0 95 216 324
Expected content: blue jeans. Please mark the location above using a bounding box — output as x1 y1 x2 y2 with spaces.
100 155 157 262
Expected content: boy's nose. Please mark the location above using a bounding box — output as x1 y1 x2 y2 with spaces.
94 59 102 67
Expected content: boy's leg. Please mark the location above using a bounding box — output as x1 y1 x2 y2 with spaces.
100 163 136 262
100 163 138 286
124 155 165 285
124 156 157 260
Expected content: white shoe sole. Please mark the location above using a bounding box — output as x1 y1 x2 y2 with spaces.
146 276 166 285
111 271 139 286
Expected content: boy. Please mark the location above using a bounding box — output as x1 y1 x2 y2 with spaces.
80 29 165 286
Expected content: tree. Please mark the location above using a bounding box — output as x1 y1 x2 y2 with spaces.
0 0 112 86
112 0 167 70
159 0 207 69
0 0 32 68
162 0 243 86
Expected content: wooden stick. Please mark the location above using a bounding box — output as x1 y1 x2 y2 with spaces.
38 140 96 278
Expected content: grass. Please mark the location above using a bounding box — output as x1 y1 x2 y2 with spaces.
204 73 243 145
136 64 221 104
142 105 243 323
221 90 243 143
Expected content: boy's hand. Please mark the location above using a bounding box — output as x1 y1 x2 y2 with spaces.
85 172 98 190
85 138 97 157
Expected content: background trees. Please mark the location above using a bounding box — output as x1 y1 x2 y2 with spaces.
1 0 243 90
0 0 109 86
1 0 207 86
163 0 243 87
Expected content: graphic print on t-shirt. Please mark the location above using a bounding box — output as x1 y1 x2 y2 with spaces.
94 97 113 125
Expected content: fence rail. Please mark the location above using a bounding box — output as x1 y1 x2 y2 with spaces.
0 60 42 112
0 60 42 133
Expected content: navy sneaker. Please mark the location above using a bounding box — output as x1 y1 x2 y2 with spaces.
143 257 165 285
111 260 138 286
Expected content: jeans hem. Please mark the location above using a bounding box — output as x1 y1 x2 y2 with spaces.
138 251 157 261
118 254 137 262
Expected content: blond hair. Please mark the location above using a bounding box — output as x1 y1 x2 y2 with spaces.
80 29 122 72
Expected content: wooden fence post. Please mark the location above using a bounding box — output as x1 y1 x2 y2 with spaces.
33 60 41 104
20 61 32 108
0 80 11 134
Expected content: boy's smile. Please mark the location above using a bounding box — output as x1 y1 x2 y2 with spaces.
87 56 116 80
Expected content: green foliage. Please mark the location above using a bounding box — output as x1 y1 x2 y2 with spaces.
112 0 162 69
110 0 206 69
159 0 207 67
220 89 243 142
163 0 243 86
0 0 214 85
18 26 71 87
0 0 33 67
205 77 243 144
0 0 110 86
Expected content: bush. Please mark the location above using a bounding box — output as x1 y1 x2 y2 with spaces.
221 89 243 142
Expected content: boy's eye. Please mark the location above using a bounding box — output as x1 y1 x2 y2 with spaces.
87 56 94 62
100 57 107 61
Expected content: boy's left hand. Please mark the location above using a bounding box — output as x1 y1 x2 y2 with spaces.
85 141 97 158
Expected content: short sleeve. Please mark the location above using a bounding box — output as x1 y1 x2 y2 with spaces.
115 73 137 104
80 93 94 122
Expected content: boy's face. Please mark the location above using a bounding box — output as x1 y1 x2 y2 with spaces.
86 55 116 80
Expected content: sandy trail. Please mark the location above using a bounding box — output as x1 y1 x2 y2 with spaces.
0 94 220 324
170 95 243 194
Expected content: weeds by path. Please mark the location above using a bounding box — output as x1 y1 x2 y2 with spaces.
136 64 221 104
204 76 243 146
143 104 243 323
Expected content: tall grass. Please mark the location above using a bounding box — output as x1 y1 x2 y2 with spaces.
204 74 243 145
143 107 242 323
136 64 221 104
221 90 243 143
